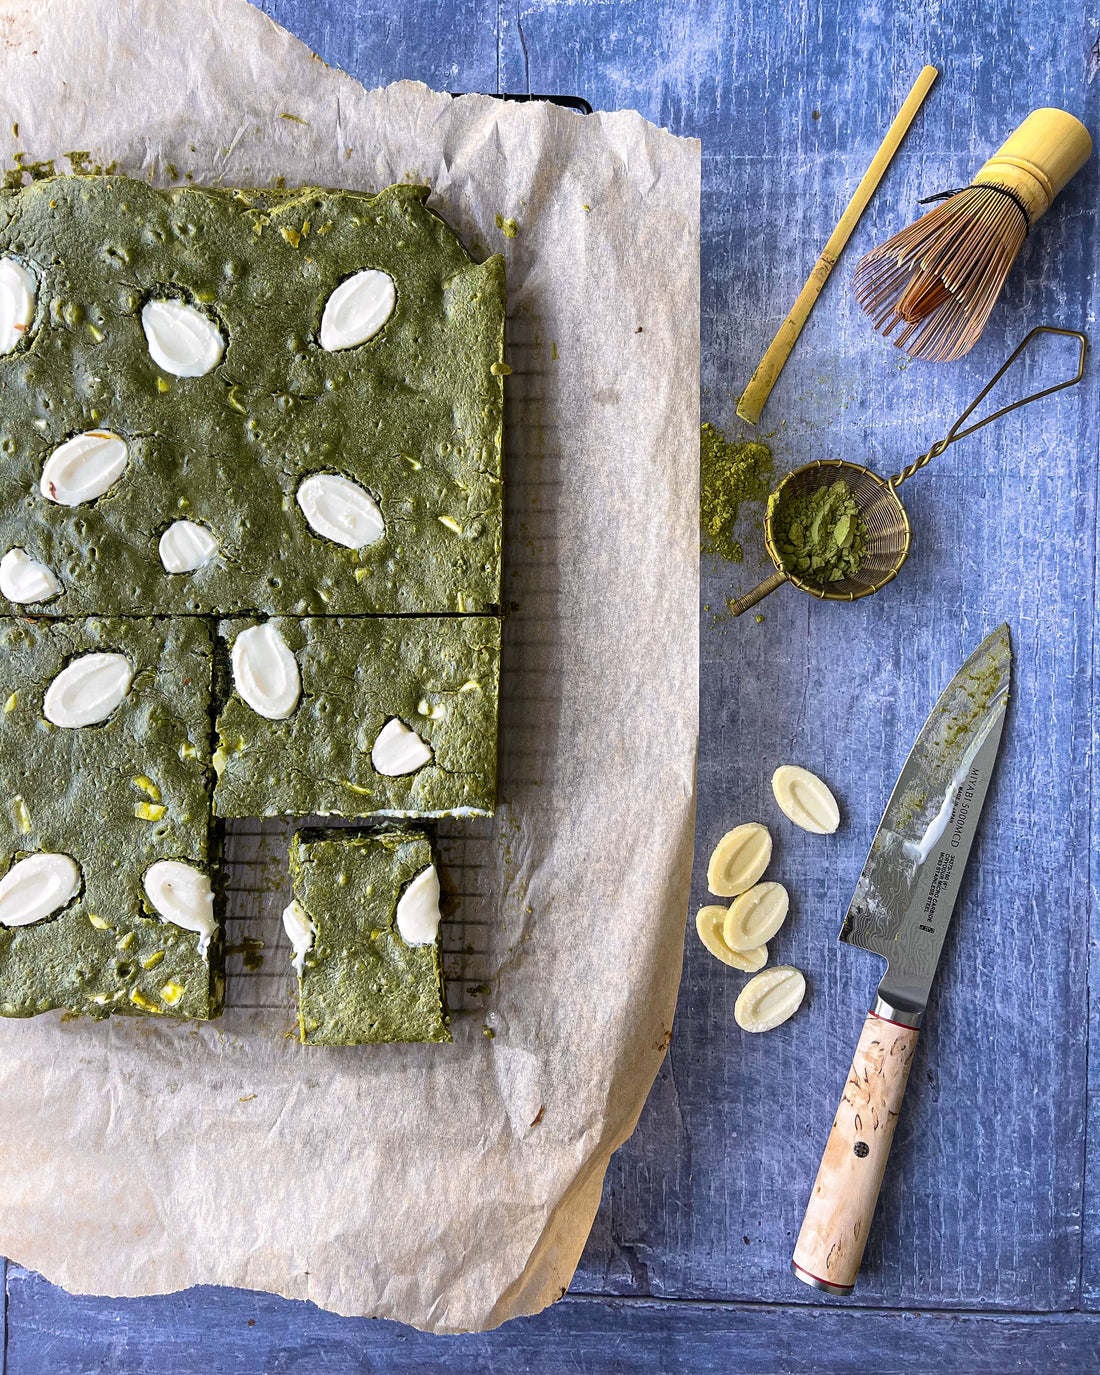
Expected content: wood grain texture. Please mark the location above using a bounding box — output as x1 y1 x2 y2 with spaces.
793 1013 920 1291
6 0 1100 1367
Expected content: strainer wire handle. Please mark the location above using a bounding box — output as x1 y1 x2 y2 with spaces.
889 326 1088 487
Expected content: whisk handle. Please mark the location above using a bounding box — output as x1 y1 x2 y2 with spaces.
890 325 1088 487
729 571 788 616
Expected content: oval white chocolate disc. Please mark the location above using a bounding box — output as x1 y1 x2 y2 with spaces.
706 822 772 897
143 860 216 954
282 897 316 974
396 864 441 945
230 623 300 720
0 547 61 603
371 718 433 776
319 269 396 350
40 431 128 505
0 852 81 928
159 519 219 573
772 765 840 834
734 965 806 1033
141 299 225 377
723 881 789 952
296 473 385 549
695 905 767 972
44 652 134 728
0 257 36 354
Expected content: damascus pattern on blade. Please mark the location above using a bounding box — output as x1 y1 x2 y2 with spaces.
840 627 1010 1005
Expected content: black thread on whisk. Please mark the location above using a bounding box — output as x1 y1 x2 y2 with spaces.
916 183 1032 236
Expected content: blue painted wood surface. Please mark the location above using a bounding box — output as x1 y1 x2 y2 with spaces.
5 1 1100 1369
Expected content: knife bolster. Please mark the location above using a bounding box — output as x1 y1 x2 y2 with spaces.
871 992 923 1029
791 1009 920 1294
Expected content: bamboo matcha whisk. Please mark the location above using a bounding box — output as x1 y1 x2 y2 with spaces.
853 108 1092 361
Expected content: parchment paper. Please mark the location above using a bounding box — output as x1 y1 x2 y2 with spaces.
0 0 700 1333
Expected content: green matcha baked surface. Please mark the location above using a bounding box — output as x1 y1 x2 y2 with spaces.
214 615 500 819
0 175 504 616
290 828 449 1045
0 616 221 1019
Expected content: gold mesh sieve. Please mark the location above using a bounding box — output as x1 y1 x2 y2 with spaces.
729 326 1086 617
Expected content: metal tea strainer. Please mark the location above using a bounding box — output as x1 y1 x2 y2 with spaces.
729 326 1087 617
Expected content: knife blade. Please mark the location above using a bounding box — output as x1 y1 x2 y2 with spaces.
791 624 1011 1296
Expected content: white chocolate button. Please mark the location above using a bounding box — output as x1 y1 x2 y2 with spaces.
230 623 300 720
396 864 441 945
159 520 218 573
734 966 806 1033
297 473 385 549
282 897 315 974
371 718 433 776
772 765 840 834
40 431 128 505
706 822 772 897
0 258 35 354
143 860 216 955
0 853 81 927
44 652 133 728
141 299 224 377
723 881 789 952
319 269 396 350
0 548 61 603
695 905 767 972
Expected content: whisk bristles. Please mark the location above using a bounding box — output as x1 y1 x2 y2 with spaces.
853 183 1029 362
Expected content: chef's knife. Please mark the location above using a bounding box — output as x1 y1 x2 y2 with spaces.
792 624 1012 1295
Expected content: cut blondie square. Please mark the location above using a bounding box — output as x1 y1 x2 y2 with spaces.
0 616 221 1019
285 827 449 1045
213 615 499 819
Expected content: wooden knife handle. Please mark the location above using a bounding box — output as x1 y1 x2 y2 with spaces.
792 1009 920 1294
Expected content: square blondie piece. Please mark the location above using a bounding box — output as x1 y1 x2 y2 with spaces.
0 175 504 617
288 828 449 1045
213 616 499 819
0 616 221 1019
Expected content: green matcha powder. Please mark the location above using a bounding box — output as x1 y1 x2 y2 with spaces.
768 479 869 585
700 422 773 563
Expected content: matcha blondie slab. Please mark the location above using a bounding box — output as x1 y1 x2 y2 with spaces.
0 616 221 1019
213 615 499 819
287 828 449 1045
0 175 504 617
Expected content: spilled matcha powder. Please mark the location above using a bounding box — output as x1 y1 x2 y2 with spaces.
768 479 869 585
700 422 773 563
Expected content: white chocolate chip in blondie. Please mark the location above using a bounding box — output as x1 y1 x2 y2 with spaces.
319 269 396 350
141 299 224 377
40 431 128 505
0 852 81 927
159 520 219 573
0 258 35 354
371 718 433 776
142 860 216 956
396 864 441 945
0 548 61 603
43 652 134 728
231 623 300 720
296 473 384 549
282 898 316 975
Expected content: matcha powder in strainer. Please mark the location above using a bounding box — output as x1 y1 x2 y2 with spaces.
768 479 869 585
700 422 773 563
